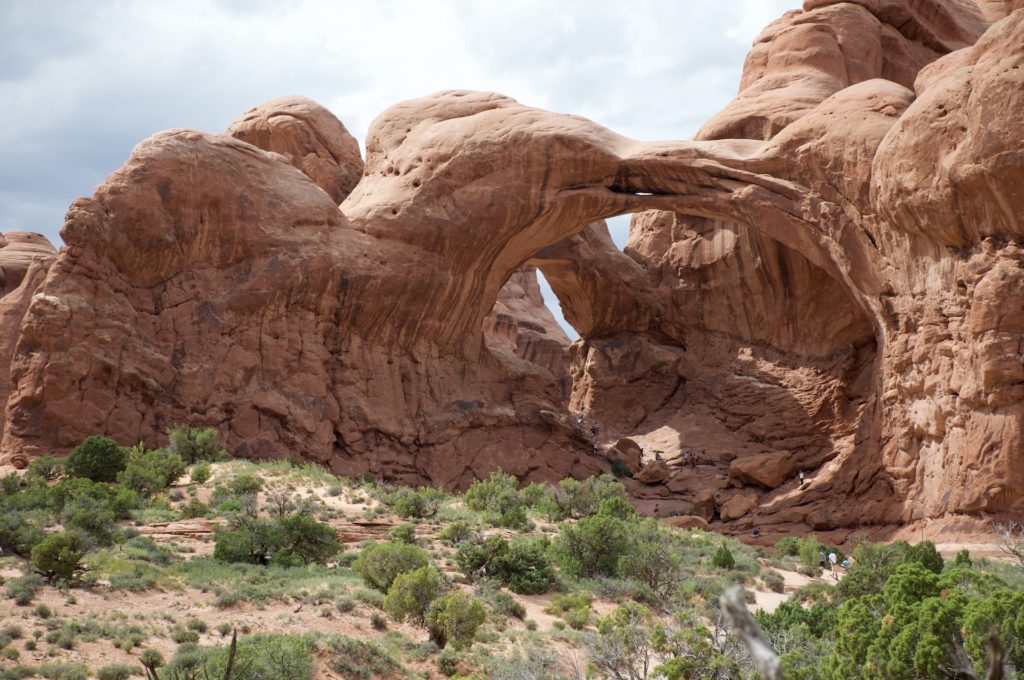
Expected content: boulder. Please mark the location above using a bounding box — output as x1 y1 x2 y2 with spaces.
606 437 643 473
634 460 670 485
719 492 759 522
729 451 796 489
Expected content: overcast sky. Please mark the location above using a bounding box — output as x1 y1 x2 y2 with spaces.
0 0 800 335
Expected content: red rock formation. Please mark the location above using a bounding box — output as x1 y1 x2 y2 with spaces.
0 1 1020 535
0 232 57 455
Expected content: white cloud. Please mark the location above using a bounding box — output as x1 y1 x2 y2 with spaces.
0 0 801 333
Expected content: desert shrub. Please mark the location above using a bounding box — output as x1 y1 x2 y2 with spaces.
438 521 474 545
171 628 200 644
180 498 209 518
27 455 64 481
455 535 554 594
437 648 460 676
463 470 529 529
370 612 387 630
95 664 137 680
763 570 786 593
60 494 118 547
798 535 824 575
38 662 88 680
227 474 263 497
388 524 417 545
31 531 83 581
385 485 446 519
335 596 355 613
34 603 52 618
711 543 736 570
327 636 399 679
534 475 628 521
553 513 631 578
545 592 592 629
200 633 315 680
610 458 632 478
491 591 526 619
116 445 185 497
167 426 228 464
426 592 487 650
596 496 637 521
216 623 232 637
138 648 164 677
384 566 441 624
6 574 43 606
190 461 212 484
213 514 340 566
65 435 126 482
617 519 683 599
954 548 972 568
775 536 800 556
0 508 46 556
186 617 208 633
352 542 429 592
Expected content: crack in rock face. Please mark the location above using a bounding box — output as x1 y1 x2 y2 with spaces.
1 1 1022 531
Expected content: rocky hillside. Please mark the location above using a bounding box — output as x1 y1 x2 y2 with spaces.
0 1 1022 535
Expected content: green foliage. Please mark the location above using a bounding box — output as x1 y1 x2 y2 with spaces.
532 475 628 521
490 591 525 619
190 461 212 484
38 662 88 680
552 512 631 578
775 536 800 556
95 664 137 680
426 592 486 650
711 542 735 570
388 523 417 545
352 541 430 592
762 570 786 593
167 426 228 464
953 548 973 568
596 495 637 520
226 474 263 497
213 513 340 567
384 485 447 519
5 574 43 606
327 636 400 679
438 521 474 545
544 592 592 629
615 518 682 600
463 471 529 529
65 435 126 482
200 633 315 680
798 535 824 575
590 602 653 678
180 498 209 519
455 535 554 594
610 458 632 478
116 445 185 497
383 566 441 624
30 532 83 581
650 606 743 680
26 455 64 481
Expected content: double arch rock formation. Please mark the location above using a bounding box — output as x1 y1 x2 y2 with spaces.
1 0 1022 532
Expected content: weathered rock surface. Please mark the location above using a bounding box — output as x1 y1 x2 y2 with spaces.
0 1 1021 534
0 232 57 452
227 95 364 203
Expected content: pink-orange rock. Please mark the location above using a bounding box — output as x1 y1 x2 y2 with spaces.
607 437 643 473
227 96 364 203
634 460 670 485
0 2 1020 534
730 451 796 489
662 515 709 531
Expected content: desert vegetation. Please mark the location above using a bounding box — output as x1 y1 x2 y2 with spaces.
1 431 1021 679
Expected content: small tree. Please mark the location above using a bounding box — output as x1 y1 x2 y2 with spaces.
712 542 736 570
31 532 83 581
117 445 186 497
65 436 126 482
426 593 487 650
589 602 654 680
384 566 441 624
352 542 430 592
167 426 227 463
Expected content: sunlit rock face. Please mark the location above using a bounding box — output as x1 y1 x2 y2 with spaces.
2 1 1022 532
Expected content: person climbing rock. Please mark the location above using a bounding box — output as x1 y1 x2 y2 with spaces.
798 469 806 485
590 422 599 437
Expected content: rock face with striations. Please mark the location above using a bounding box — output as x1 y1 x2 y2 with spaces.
1 1 1022 532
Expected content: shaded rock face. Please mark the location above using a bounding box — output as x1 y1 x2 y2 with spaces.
1 1 1021 533
0 232 57 454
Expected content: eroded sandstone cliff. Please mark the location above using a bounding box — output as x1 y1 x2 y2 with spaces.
1 0 1020 531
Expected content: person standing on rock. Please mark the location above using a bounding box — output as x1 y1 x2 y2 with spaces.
819 551 826 571
653 503 660 516
798 469 805 485
828 551 838 577
590 422 599 438
681 451 690 467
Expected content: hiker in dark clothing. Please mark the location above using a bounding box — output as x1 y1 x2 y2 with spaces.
590 423 599 437
653 503 660 516
655 451 663 461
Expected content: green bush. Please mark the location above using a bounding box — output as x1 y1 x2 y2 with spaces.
352 542 429 593
27 455 64 481
116 445 185 497
65 436 126 483
384 566 441 624
617 519 683 599
327 636 399 679
553 513 631 578
190 461 212 484
386 486 446 519
763 570 786 593
95 664 137 680
31 532 83 581
180 498 209 519
426 592 487 650
437 648 460 676
201 633 314 680
438 521 474 545
388 524 417 545
213 514 340 566
533 475 628 521
6 574 43 606
227 474 263 497
491 591 525 619
455 535 554 594
167 426 228 464
38 662 87 680
775 536 800 556
711 543 736 570
464 471 529 529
